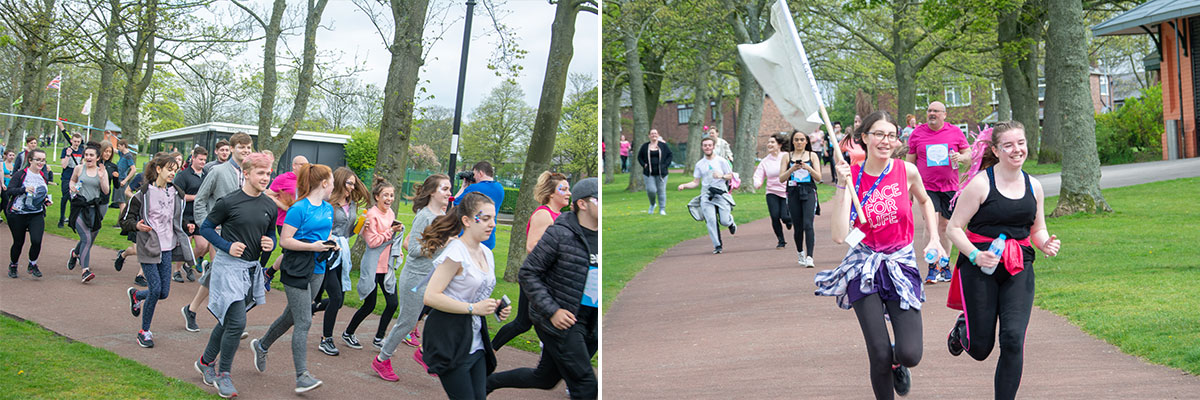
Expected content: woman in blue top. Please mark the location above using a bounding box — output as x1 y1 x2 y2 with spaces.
250 163 335 394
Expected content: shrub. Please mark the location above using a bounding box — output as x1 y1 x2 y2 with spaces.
1094 84 1162 165
345 128 378 172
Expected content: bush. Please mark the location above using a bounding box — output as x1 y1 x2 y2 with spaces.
345 128 378 172
500 187 519 214
1095 84 1162 164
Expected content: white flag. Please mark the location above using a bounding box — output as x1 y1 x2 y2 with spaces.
81 95 92 116
736 0 826 134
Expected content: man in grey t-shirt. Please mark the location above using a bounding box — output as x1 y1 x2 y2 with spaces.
678 137 737 254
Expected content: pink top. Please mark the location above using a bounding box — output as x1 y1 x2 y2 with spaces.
268 171 298 226
525 205 562 235
752 152 787 198
907 123 969 192
840 139 866 167
619 141 631 156
851 160 913 253
363 206 396 273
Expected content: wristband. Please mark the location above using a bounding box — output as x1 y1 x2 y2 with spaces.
835 185 846 190
968 249 980 264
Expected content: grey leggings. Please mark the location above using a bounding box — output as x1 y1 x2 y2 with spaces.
202 300 247 374
853 294 923 400
260 273 322 377
377 270 431 361
72 213 100 270
645 175 667 211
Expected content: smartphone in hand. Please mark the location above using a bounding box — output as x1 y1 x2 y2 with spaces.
495 294 511 322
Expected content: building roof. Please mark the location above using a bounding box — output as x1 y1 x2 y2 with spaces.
1093 0 1200 36
149 122 349 144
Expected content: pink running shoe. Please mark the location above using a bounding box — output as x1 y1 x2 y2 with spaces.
371 356 399 382
413 348 436 377
403 331 421 347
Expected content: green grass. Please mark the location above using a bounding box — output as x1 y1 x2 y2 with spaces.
1033 177 1200 375
601 172 832 311
0 313 215 399
1022 162 1061 176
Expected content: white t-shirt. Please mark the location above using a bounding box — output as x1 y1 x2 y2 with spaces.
693 156 732 193
433 238 496 354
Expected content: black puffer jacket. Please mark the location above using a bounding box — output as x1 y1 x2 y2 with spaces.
520 211 597 339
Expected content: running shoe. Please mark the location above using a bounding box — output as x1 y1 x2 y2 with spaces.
798 252 806 265
372 336 384 350
195 358 217 386
250 338 267 372
948 313 966 357
319 337 339 356
114 249 126 272
647 205 654 214
68 250 78 270
729 223 737 235
412 328 420 340
403 331 420 348
776 241 787 249
28 263 41 278
128 287 141 317
413 348 435 376
925 266 938 284
294 372 322 393
372 356 399 382
8 263 17 279
81 268 95 283
137 330 154 348
805 256 815 268
341 332 362 349
215 372 237 398
172 271 185 283
892 364 911 396
134 275 148 287
939 267 953 283
712 246 722 254
57 219 65 228
659 209 666 216
263 268 275 292
240 331 248 340
185 267 196 282
182 305 199 332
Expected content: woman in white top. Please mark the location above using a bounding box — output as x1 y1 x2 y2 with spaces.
421 192 512 399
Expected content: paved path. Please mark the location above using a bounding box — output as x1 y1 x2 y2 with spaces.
0 225 562 399
604 175 1200 398
1034 157 1200 197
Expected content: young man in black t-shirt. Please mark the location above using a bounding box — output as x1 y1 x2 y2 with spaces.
173 147 208 281
193 151 277 399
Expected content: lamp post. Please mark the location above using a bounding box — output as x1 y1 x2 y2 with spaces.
447 0 477 194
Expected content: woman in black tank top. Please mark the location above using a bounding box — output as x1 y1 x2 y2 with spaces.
777 130 821 267
942 121 1061 400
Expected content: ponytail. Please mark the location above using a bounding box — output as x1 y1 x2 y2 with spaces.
419 192 493 257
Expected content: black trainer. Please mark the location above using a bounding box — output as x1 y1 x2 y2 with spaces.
114 249 126 272
68 250 78 270
319 337 339 356
128 287 141 317
729 223 737 235
182 305 200 332
776 242 787 249
81 268 95 283
185 267 196 282
134 275 148 287
8 263 17 279
28 263 42 278
172 270 185 283
713 246 723 254
948 313 966 356
137 330 154 348
892 364 911 396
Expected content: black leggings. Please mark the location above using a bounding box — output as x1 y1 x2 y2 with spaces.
957 250 1035 400
438 349 486 400
7 212 45 264
786 186 816 256
765 194 791 245
852 294 922 400
346 272 398 339
492 287 532 350
316 266 345 338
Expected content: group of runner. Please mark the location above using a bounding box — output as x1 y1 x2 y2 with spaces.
4 127 599 399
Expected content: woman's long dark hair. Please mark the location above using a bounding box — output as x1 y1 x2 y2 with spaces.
418 192 494 257
412 174 450 213
785 130 812 154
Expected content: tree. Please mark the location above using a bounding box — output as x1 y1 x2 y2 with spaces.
1045 0 1109 216
0 0 70 147
552 84 599 179
231 0 288 147
179 61 239 125
504 0 596 282
721 0 772 186
257 0 330 157
998 0 1045 163
461 80 535 177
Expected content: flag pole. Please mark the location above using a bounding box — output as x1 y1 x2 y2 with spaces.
53 71 61 159
85 93 92 139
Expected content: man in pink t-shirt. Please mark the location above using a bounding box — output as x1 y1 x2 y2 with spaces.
906 101 969 283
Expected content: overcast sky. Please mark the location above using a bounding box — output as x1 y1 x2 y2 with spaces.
229 0 599 116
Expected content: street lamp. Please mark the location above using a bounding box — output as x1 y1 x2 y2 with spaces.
447 0 477 193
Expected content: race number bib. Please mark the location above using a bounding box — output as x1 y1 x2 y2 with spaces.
581 265 598 307
791 168 811 183
926 144 950 167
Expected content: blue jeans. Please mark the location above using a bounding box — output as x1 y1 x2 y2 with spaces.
136 251 173 331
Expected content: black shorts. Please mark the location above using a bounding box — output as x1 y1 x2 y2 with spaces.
926 190 956 220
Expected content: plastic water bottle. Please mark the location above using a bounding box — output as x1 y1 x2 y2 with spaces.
981 233 1008 275
924 249 938 264
939 256 950 269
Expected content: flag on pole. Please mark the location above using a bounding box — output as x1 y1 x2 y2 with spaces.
735 0 825 134
81 95 92 115
46 74 62 90
11 95 21 108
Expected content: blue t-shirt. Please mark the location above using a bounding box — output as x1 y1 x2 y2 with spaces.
284 198 334 274
454 180 504 249
117 151 135 181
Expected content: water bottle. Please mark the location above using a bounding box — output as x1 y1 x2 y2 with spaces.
981 233 1007 275
924 249 938 264
939 256 950 269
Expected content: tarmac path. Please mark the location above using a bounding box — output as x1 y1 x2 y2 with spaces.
0 224 563 399
604 162 1200 399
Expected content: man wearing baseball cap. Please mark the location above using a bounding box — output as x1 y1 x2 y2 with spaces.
487 178 598 399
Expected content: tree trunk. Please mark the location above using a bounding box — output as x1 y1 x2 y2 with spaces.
1046 0 1109 216
118 0 160 143
622 29 647 192
504 0 582 283
261 0 328 159
256 0 287 143
731 65 763 182
372 0 429 199
641 50 665 129
998 6 1041 161
998 78 1012 121
4 0 55 148
602 77 620 184
895 64 917 123
91 0 120 144
685 71 709 176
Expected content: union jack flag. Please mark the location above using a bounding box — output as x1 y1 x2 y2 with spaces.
46 74 62 90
